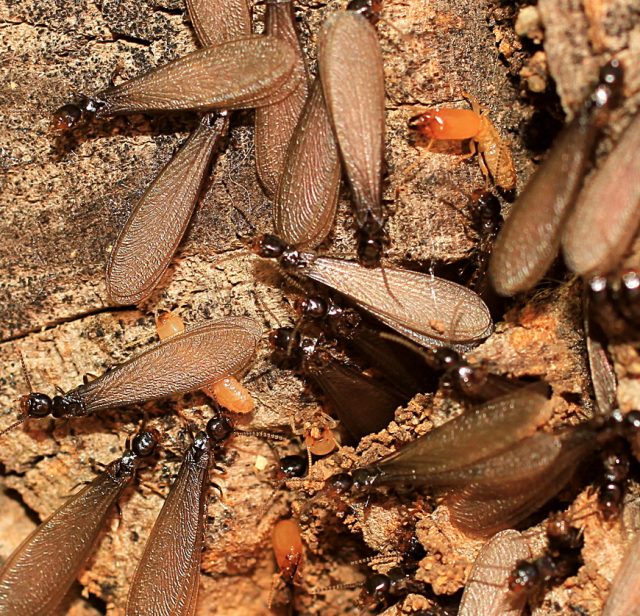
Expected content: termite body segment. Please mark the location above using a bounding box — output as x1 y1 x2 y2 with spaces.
275 78 341 248
563 110 640 276
488 60 623 296
0 430 158 616
106 113 229 306
52 37 298 128
272 518 304 584
253 234 493 349
255 0 309 199
318 11 387 266
458 529 529 616
409 97 516 191
126 431 211 616
17 317 260 422
186 0 251 47
155 311 255 413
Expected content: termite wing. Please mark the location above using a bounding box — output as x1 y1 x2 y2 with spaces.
318 10 387 265
603 528 640 616
53 37 299 128
458 530 529 616
11 317 260 426
126 430 212 616
253 235 493 350
0 429 158 616
106 113 229 305
488 60 623 296
563 110 640 277
255 0 309 200
105 0 252 305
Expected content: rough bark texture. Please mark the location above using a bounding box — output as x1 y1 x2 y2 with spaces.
1 0 640 615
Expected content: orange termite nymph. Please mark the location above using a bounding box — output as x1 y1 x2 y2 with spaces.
409 94 516 191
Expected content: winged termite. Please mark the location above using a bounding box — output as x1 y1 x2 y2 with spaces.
255 0 309 199
0 429 158 615
488 59 624 296
126 428 212 616
318 10 387 266
252 234 494 349
52 37 299 129
459 530 529 616
270 327 408 441
274 78 342 248
186 0 251 47
155 311 255 413
409 95 517 192
563 110 640 277
603 529 640 616
5 317 260 431
106 113 229 305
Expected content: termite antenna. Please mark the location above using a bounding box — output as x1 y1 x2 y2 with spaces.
18 350 33 393
233 428 288 442
0 418 25 438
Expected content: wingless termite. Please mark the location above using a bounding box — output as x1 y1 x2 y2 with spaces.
52 36 299 129
409 94 517 192
318 9 388 265
488 59 623 296
0 428 158 615
2 317 260 434
252 234 493 350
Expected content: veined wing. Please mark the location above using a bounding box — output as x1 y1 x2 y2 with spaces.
79 317 261 413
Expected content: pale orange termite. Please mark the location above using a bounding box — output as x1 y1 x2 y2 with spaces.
272 518 304 585
155 311 255 413
409 95 516 191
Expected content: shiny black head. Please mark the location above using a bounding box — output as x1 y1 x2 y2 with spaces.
279 454 308 478
51 96 104 131
131 429 159 458
364 573 391 598
252 234 288 259
508 560 539 594
19 392 53 418
206 415 234 445
296 296 328 319
326 472 354 494
357 235 384 267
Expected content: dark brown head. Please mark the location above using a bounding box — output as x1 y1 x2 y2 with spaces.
251 234 288 259
346 0 383 24
51 96 105 132
508 560 539 595
19 392 53 418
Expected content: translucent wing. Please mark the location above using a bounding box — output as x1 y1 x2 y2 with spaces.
318 12 385 226
308 356 405 441
0 464 131 615
563 111 640 276
274 78 341 248
95 37 296 116
305 257 493 347
106 114 228 306
126 439 211 616
186 0 251 47
459 529 529 616
488 108 599 296
255 0 309 199
367 384 550 485
603 531 640 616
78 317 261 413
446 427 594 537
